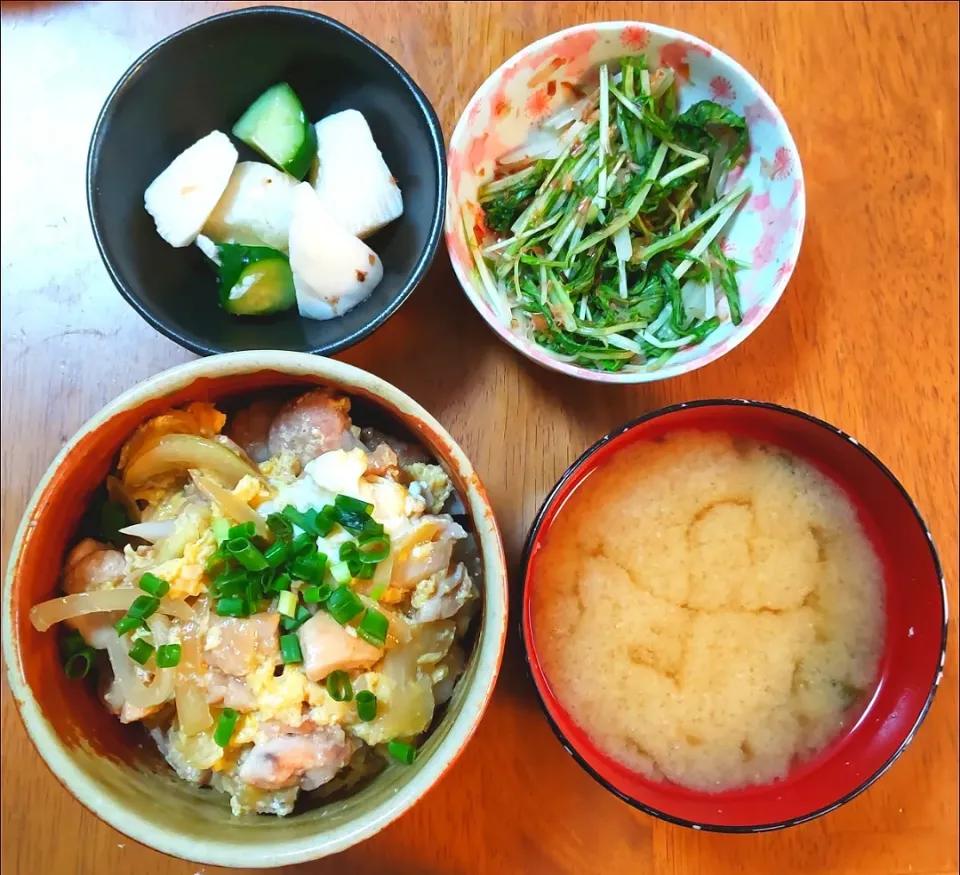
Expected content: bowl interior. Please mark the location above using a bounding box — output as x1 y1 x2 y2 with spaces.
5 358 505 866
89 8 444 356
446 22 805 382
522 401 946 830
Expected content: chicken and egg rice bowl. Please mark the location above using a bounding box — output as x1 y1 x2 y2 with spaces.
31 388 480 816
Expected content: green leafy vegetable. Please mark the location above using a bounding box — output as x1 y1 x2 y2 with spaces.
472 62 752 373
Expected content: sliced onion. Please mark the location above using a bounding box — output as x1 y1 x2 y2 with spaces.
106 634 175 710
175 617 213 735
30 588 193 632
124 434 263 489
119 519 177 543
189 470 270 540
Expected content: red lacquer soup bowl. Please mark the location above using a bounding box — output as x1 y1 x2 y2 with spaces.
521 399 947 832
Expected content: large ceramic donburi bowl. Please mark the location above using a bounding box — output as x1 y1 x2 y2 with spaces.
2 352 508 868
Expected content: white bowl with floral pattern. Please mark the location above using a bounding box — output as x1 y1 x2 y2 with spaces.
445 22 805 383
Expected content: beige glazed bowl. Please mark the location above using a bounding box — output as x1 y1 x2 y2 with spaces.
2 351 509 868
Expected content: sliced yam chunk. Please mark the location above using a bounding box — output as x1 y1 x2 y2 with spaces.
310 109 403 239
144 131 238 247
204 614 280 677
266 388 352 464
288 183 384 321
202 161 299 251
297 612 382 682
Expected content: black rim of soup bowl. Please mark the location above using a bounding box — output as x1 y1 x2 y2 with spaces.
86 5 446 357
520 398 948 833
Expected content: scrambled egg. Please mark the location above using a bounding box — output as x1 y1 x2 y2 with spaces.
232 474 273 508
245 662 308 728
260 451 301 484
126 525 217 598
118 402 226 470
405 463 453 513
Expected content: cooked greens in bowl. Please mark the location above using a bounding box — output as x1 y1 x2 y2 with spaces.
446 22 805 383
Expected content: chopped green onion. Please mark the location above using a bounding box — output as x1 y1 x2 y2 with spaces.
214 708 239 746
281 604 312 632
291 550 326 584
279 633 303 664
138 572 170 598
356 690 377 722
277 590 298 618
387 739 417 765
356 535 390 564
64 650 94 679
302 583 331 604
281 505 319 536
266 512 294 540
128 638 154 665
291 531 316 555
113 615 142 636
205 550 226 575
339 540 358 562
368 582 388 601
355 562 375 580
325 670 353 702
128 594 160 620
332 506 370 536
326 585 364 625
212 517 231 544
216 597 248 618
155 643 182 668
329 560 353 586
271 572 292 593
335 494 374 515
346 557 363 578
357 609 388 647
228 521 256 540
225 536 269 571
214 567 249 598
61 629 88 658
263 540 289 568
314 505 337 536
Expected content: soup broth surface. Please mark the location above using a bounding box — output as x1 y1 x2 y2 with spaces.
532 431 884 791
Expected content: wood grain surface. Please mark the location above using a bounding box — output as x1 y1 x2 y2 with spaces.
1 2 958 874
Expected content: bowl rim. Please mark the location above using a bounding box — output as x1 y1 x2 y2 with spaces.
445 20 807 384
2 350 509 867
86 4 447 358
520 398 948 832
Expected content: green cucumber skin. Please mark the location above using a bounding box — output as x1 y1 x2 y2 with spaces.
217 242 295 316
232 83 315 181
222 259 296 316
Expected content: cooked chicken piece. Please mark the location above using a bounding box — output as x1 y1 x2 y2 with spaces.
267 389 352 465
297 612 382 682
204 668 258 711
226 398 284 463
410 564 477 624
205 614 280 677
359 427 430 467
63 539 128 649
237 723 355 791
366 443 399 478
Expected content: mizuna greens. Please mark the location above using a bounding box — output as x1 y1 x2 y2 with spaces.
468 57 752 373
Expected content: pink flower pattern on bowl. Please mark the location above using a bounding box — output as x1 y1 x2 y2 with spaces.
445 22 806 383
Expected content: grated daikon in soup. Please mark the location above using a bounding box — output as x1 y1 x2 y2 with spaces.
531 431 884 792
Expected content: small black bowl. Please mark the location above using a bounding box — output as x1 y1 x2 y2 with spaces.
87 6 445 356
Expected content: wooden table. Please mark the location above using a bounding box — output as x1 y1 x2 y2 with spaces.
1 2 957 873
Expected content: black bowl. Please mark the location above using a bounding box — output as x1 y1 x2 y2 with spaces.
87 6 445 356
